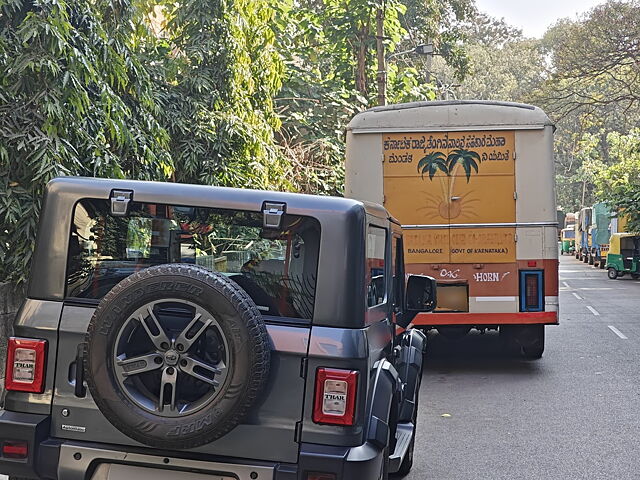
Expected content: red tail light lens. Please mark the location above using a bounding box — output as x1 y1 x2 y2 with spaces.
5 338 47 393
306 473 336 480
313 368 358 426
2 441 28 459
525 274 539 308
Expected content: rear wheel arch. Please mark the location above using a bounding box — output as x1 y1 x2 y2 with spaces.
365 359 402 450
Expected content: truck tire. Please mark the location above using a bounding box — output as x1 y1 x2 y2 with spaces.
85 264 270 449
501 325 544 359
520 325 544 359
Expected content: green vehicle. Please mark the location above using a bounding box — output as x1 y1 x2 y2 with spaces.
606 233 640 279
560 228 575 255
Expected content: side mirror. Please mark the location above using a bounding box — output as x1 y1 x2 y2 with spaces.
406 274 437 313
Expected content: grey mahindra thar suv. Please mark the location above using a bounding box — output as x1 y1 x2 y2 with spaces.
0 177 435 480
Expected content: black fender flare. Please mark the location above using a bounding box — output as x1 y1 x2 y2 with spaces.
396 329 427 422
365 359 401 448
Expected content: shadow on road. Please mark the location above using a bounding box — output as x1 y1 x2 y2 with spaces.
423 330 543 376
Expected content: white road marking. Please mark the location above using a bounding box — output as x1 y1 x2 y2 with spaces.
587 306 600 316
608 325 628 339
562 281 571 288
572 292 582 300
579 288 614 291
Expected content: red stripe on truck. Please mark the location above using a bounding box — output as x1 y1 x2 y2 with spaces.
413 311 558 326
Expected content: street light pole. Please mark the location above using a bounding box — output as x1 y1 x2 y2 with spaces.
379 41 435 106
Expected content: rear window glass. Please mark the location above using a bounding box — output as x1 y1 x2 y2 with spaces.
66 199 320 320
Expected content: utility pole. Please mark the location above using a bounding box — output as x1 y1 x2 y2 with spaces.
376 7 386 106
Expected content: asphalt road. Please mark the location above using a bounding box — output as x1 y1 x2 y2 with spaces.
408 253 640 480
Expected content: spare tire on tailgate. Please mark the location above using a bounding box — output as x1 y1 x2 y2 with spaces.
85 264 271 449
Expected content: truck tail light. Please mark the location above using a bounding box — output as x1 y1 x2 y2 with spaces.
519 271 544 312
313 368 358 426
5 338 47 393
2 441 28 459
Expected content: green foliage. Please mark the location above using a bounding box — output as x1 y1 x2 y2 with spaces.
1 0 479 284
531 1 640 214
591 130 640 233
274 0 476 195
0 0 172 284
149 0 288 189
539 2 640 118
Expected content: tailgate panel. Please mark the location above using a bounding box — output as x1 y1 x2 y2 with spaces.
52 305 309 463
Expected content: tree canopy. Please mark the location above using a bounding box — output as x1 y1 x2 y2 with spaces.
4 0 640 284
0 0 477 283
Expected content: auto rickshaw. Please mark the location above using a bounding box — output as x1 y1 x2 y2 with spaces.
560 228 575 255
606 233 640 279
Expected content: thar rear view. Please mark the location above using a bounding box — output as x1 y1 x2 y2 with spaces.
0 177 436 480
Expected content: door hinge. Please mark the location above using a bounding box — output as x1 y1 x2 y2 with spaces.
513 192 518 200
294 421 303 443
110 189 133 217
514 233 518 242
299 357 308 379
262 201 286 229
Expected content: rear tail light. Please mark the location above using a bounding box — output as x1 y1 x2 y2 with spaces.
313 368 358 426
306 473 336 480
2 441 28 459
5 338 47 393
519 271 544 312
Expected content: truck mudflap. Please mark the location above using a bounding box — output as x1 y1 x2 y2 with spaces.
413 311 558 326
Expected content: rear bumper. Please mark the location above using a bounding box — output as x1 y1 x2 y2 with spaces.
0 410 384 480
413 311 558 326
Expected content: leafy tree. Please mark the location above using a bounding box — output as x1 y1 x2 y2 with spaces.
274 0 477 195
148 0 288 189
539 1 640 118
0 0 290 284
0 0 172 284
531 3 640 213
591 130 640 233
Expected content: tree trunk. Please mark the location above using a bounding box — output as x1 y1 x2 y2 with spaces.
376 8 386 106
355 20 369 96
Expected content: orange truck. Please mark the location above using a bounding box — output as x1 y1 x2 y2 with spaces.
345 100 558 358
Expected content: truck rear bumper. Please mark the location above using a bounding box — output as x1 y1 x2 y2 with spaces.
0 410 384 480
413 311 558 326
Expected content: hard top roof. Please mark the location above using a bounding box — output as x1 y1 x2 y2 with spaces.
348 100 553 133
46 176 390 220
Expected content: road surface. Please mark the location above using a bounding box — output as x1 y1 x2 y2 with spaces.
408 253 640 479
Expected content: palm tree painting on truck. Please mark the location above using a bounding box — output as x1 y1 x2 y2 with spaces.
417 148 482 220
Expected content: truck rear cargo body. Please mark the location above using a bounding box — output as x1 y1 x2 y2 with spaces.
345 101 558 356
